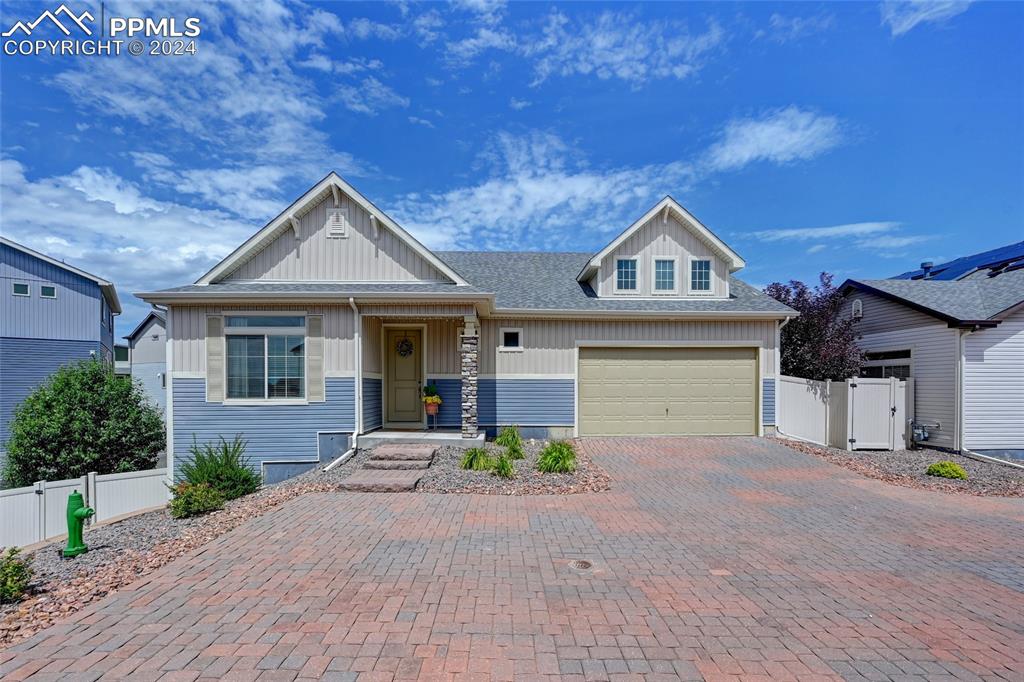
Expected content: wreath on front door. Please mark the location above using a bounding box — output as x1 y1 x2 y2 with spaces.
395 337 414 357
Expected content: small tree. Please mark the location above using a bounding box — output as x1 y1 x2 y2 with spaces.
3 359 164 487
765 272 863 381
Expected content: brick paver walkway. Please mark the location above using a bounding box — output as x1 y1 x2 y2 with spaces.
2 437 1022 681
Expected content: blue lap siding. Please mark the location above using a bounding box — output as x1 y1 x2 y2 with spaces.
172 377 355 476
362 377 382 431
425 378 462 427
762 377 776 426
479 378 575 426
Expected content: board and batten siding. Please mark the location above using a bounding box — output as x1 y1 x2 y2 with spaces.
170 305 356 375
855 323 959 449
362 316 463 377
963 308 1024 450
223 193 449 282
594 214 729 298
1 242 104 342
478 318 777 377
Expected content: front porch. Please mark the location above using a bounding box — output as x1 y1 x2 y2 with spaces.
356 303 481 442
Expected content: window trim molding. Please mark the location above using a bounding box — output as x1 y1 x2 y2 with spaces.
686 256 714 296
12 282 29 297
613 258 640 294
651 256 679 295
498 326 524 353
39 284 57 299
860 346 913 380
223 315 309 402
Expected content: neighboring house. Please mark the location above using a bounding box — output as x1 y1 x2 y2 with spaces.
123 310 167 412
841 241 1024 454
138 173 795 483
0 237 121 472
114 344 131 377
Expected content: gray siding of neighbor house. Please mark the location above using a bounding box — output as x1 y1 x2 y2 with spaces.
172 377 355 478
130 315 167 411
223 192 449 282
843 290 960 449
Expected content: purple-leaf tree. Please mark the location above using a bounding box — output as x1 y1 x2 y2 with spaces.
764 273 863 381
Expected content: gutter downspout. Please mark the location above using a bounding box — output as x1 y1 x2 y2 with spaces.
955 327 973 453
349 297 362 453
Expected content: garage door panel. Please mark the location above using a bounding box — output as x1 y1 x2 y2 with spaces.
579 347 756 436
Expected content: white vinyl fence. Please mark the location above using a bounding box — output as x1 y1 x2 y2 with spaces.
0 468 168 550
777 376 913 451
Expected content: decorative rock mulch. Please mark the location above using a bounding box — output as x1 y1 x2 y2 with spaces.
0 454 374 650
776 437 1024 497
416 439 612 495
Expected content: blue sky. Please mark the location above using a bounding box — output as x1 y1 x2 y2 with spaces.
1 0 1022 336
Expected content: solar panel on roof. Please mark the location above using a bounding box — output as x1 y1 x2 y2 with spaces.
892 241 1024 281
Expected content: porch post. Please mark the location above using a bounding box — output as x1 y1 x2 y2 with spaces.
460 316 479 438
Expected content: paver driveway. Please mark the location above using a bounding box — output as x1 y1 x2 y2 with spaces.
2 437 1023 681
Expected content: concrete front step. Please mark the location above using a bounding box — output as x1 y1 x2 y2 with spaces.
370 444 437 461
364 459 431 470
338 470 425 492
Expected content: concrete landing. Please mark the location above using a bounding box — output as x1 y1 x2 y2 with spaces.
338 470 425 492
363 459 431 470
358 430 485 449
370 444 437 461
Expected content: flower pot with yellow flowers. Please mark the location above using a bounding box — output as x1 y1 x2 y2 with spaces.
422 384 442 416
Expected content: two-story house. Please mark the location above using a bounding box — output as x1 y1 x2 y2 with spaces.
0 237 121 471
123 310 167 412
138 173 795 483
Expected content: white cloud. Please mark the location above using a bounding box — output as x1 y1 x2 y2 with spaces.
509 97 531 110
752 222 900 242
524 11 724 87
408 116 435 128
390 130 694 250
413 10 445 43
806 244 827 254
758 13 835 43
347 17 403 40
880 1 973 36
446 26 516 63
336 77 411 115
704 107 845 172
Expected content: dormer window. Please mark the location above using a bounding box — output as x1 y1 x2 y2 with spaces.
689 259 711 294
653 258 677 294
615 259 637 292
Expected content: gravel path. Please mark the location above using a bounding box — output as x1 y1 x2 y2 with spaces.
416 439 612 495
777 438 1024 497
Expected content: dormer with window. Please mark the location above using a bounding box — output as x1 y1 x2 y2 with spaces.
576 196 745 299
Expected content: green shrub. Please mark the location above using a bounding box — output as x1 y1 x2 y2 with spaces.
495 425 524 459
169 482 226 519
537 441 577 474
3 359 164 487
459 447 494 471
926 461 968 480
180 436 261 500
0 548 33 604
492 453 515 479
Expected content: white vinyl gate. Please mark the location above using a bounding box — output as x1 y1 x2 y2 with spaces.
777 376 911 451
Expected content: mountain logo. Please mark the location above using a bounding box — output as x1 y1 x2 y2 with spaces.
3 4 94 37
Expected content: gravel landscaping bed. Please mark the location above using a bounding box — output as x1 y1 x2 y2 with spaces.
417 439 611 495
777 438 1024 497
0 453 370 649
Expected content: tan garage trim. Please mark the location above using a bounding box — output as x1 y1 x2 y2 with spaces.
577 346 759 437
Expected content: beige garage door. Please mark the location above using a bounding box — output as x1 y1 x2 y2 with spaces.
578 347 757 436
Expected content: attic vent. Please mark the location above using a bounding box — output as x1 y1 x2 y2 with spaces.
326 207 349 239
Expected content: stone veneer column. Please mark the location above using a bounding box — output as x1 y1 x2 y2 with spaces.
460 318 479 438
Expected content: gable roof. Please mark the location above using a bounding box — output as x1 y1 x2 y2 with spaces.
196 172 468 286
893 241 1024 281
1 236 121 313
842 268 1024 327
123 309 165 341
440 251 791 317
576 196 746 283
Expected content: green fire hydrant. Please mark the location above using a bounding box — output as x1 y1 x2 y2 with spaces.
63 490 94 558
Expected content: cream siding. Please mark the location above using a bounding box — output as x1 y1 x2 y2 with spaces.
963 308 1024 450
479 318 776 377
359 304 475 317
364 316 462 376
170 304 356 375
855 323 959 450
595 214 729 298
224 193 449 282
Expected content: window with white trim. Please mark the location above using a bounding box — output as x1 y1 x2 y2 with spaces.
615 259 637 291
225 316 306 399
40 285 57 299
689 259 711 293
12 283 29 296
499 327 523 351
860 349 911 380
653 258 676 293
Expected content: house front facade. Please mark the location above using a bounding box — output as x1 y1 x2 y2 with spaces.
0 237 121 474
841 241 1024 454
140 174 795 483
